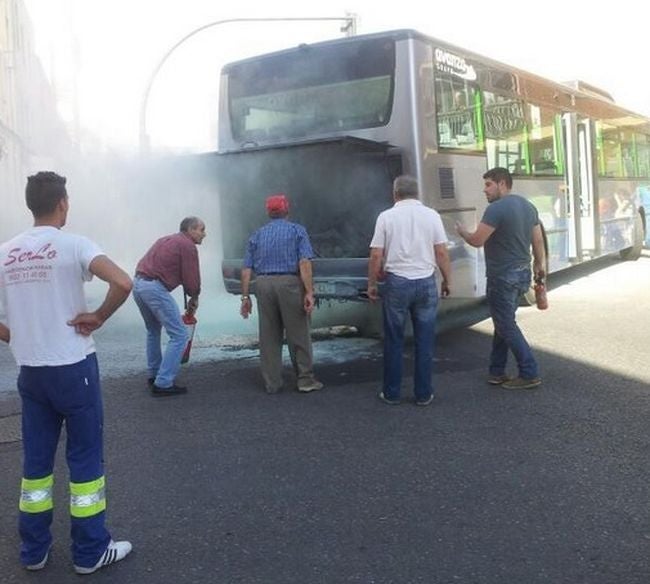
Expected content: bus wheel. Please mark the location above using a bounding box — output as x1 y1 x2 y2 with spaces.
619 211 644 261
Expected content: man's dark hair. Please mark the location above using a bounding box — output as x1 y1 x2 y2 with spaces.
179 216 201 232
393 175 419 199
483 167 513 189
25 171 67 217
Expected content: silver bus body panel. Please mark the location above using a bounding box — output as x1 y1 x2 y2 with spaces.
215 29 648 331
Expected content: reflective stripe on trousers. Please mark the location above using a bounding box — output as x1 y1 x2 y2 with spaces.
20 475 54 514
17 354 112 568
70 476 107 518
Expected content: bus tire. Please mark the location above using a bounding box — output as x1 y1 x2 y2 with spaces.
619 211 644 261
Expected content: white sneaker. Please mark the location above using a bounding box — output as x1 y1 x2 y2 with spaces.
74 540 132 575
25 548 50 571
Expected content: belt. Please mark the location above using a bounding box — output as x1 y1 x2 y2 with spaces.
135 273 157 281
257 272 297 276
135 273 173 292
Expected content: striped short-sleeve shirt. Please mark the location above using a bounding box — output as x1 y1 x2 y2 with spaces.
244 219 314 274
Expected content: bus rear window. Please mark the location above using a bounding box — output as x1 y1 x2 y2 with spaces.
227 38 395 143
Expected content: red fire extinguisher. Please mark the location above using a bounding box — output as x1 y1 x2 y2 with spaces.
534 273 549 311
181 296 197 364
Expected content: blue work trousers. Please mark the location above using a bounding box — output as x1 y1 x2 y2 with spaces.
382 273 439 401
486 267 539 379
18 353 111 568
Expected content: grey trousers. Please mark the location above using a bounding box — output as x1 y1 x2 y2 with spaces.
254 275 315 391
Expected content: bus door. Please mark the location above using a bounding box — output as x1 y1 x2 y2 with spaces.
563 113 597 260
576 118 597 255
563 113 580 260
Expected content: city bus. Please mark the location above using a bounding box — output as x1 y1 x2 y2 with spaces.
216 29 648 332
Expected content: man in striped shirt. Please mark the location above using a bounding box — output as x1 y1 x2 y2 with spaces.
240 194 322 394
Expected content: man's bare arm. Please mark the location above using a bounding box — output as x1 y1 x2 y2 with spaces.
456 221 495 248
531 224 546 279
68 255 132 335
0 322 9 343
434 243 451 297
240 267 253 318
367 247 384 302
299 259 315 315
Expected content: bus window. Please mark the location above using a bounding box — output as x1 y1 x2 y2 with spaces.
483 92 527 173
597 123 622 177
636 133 650 177
620 130 636 177
435 75 481 151
227 38 395 142
527 105 562 175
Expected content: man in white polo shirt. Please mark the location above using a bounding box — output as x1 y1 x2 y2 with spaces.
0 172 133 574
368 175 451 406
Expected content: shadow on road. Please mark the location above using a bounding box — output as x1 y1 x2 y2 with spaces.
1 320 647 584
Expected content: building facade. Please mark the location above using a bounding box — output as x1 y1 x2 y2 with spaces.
0 0 68 234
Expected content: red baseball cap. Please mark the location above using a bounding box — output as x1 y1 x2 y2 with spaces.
265 193 289 214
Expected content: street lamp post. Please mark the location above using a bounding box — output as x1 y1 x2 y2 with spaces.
139 15 357 154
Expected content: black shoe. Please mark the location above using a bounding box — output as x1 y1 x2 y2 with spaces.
378 391 400 405
147 377 155 387
415 394 434 406
152 384 187 396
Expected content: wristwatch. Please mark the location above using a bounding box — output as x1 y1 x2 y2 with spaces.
241 295 250 301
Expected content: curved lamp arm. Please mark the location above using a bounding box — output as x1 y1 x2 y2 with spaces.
139 15 357 154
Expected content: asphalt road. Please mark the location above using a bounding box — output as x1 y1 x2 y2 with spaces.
0 253 648 583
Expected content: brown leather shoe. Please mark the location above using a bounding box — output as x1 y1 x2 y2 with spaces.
502 377 542 390
487 374 511 385
298 380 323 393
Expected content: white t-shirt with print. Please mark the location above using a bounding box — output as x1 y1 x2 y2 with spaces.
370 199 448 279
0 226 103 366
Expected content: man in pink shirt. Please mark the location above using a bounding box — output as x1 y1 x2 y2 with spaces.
133 217 206 396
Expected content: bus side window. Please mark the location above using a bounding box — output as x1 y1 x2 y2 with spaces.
483 92 527 172
596 123 622 178
528 105 562 176
636 133 650 177
435 76 481 151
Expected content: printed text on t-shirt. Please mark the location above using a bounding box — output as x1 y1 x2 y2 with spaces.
3 243 57 266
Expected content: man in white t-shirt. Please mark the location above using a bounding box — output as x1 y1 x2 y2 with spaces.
368 175 451 406
0 172 133 574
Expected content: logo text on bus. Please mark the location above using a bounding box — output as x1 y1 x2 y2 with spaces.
435 48 477 81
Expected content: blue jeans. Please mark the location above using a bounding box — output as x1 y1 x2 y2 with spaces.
132 277 188 388
382 273 439 401
486 267 539 379
18 354 112 568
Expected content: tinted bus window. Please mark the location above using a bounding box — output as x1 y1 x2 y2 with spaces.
483 92 527 173
619 130 637 177
597 123 622 177
435 75 481 151
636 133 650 177
528 105 563 175
227 38 395 143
